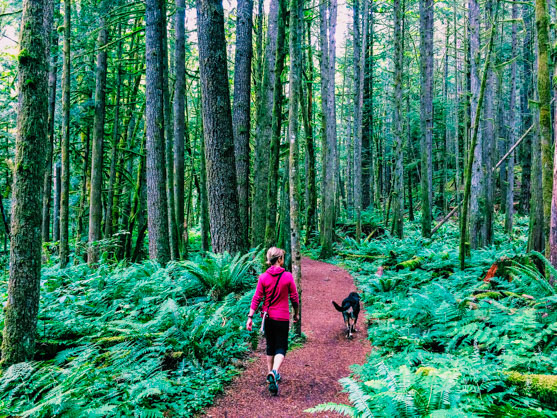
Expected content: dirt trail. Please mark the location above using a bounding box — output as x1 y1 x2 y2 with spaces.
204 257 371 417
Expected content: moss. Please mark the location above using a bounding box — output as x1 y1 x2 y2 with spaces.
504 371 557 407
17 48 32 64
395 256 423 271
474 291 502 300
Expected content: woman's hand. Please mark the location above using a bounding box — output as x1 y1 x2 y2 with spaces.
246 317 253 331
293 313 299 323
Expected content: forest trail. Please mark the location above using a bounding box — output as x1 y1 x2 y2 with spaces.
204 257 371 417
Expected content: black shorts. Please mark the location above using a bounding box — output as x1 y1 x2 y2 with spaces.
265 318 289 356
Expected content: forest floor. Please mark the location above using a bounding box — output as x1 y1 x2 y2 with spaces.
203 257 372 417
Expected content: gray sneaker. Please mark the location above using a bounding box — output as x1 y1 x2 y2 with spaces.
267 370 279 396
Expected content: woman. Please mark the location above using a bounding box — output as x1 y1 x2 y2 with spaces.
246 247 299 396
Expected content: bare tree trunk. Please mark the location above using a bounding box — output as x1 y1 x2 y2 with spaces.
419 0 433 237
233 0 254 248
174 0 186 253
505 0 518 233
59 0 71 267
42 0 60 242
319 0 338 258
87 26 108 266
53 162 61 241
145 0 171 263
1 0 48 366
197 0 244 254
362 6 373 210
391 0 404 238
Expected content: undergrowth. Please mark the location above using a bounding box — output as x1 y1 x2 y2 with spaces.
308 213 557 417
0 250 262 417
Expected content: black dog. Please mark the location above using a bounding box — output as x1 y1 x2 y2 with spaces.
332 292 360 339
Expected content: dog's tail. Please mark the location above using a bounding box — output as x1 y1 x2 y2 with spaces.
332 301 349 312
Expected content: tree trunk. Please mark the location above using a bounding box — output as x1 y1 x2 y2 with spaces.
59 0 71 267
468 0 486 249
196 0 244 254
505 0 518 233
42 0 60 242
104 26 122 240
87 26 108 266
264 0 287 249
302 17 317 244
145 0 171 263
252 0 280 248
362 6 373 210
419 0 433 237
232 0 254 248
174 0 186 254
535 0 553 249
287 0 303 337
319 0 338 258
460 5 498 269
391 0 404 238
1 0 49 366
53 162 61 241
353 0 367 243
520 3 533 214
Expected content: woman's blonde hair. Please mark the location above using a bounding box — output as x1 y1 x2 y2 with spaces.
266 247 285 265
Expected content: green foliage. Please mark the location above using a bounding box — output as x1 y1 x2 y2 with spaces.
0 250 263 417
316 213 557 416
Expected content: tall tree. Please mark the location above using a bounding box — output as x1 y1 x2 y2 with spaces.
265 0 288 249
1 0 49 366
197 0 244 253
252 0 280 248
58 0 71 267
319 0 338 258
353 0 367 243
419 0 433 237
505 0 518 233
174 0 186 251
287 0 303 336
232 0 254 248
41 0 60 242
391 0 404 238
145 0 171 263
87 25 108 265
535 0 553 247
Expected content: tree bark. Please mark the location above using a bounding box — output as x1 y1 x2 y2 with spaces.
535 0 553 249
265 0 288 249
252 0 280 248
232 0 254 248
391 0 404 238
58 0 71 267
104 25 122 240
505 0 518 233
196 0 244 254
174 0 186 254
419 0 433 237
41 0 60 242
53 162 61 241
1 0 49 366
319 0 338 258
87 26 108 266
145 0 171 263
287 0 303 336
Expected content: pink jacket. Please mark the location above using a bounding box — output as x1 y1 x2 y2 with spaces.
250 265 299 321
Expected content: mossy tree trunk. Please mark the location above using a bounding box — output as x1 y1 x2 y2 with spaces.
87 25 108 266
196 0 244 254
287 0 303 336
1 0 49 366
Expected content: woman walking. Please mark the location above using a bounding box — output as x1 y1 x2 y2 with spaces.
246 247 300 396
